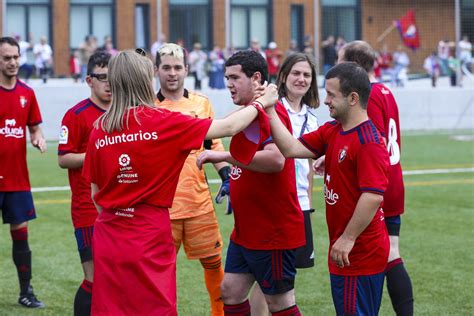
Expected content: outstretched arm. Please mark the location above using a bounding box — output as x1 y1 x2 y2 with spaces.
205 84 277 140
197 142 284 173
58 153 86 169
28 125 46 153
265 106 314 159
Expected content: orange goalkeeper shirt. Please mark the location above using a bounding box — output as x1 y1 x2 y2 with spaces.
155 89 225 219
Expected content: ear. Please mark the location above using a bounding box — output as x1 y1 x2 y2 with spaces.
349 92 359 106
85 76 93 88
251 71 262 85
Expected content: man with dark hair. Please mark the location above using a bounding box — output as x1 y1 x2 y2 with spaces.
339 40 414 316
154 43 230 316
0 36 46 308
58 51 112 316
263 62 390 316
197 50 305 316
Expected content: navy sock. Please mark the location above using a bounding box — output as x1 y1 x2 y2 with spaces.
386 258 414 316
272 304 302 316
11 227 31 295
74 280 93 316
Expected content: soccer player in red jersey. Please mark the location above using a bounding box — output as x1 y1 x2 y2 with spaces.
154 43 229 316
263 62 390 315
58 51 111 316
0 36 46 308
197 50 305 316
81 50 277 316
339 40 414 316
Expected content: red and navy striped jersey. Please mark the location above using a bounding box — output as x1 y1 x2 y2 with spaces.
368 83 405 216
300 120 390 276
58 99 105 228
0 80 42 191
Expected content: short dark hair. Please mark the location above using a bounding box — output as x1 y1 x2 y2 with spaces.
87 51 111 75
0 37 20 54
326 62 371 109
341 40 376 73
277 53 319 108
225 50 268 84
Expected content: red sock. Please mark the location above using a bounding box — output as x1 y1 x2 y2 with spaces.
224 300 250 316
272 305 301 316
80 279 93 293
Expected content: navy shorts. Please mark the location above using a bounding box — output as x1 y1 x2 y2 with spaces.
224 240 297 295
385 215 401 236
0 191 36 224
294 210 315 269
75 226 94 263
330 272 385 316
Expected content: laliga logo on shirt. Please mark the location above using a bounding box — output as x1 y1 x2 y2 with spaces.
119 154 131 167
0 119 24 138
58 125 68 144
230 166 242 180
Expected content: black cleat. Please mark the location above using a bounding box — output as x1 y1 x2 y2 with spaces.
18 286 45 308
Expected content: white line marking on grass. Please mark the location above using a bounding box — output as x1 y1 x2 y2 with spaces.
31 167 474 192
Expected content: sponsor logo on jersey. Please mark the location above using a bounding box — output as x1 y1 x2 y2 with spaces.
324 174 339 205
95 130 158 149
19 96 27 108
381 88 390 95
338 148 347 163
117 154 139 184
58 125 68 144
0 119 24 138
230 166 242 180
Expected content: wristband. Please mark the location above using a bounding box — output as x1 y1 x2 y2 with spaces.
251 101 264 110
218 166 231 181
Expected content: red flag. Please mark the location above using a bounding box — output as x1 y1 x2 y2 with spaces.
394 9 420 50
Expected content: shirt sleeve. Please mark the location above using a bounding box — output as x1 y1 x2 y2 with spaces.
357 142 389 195
27 91 43 126
58 110 82 155
171 111 213 152
298 122 331 157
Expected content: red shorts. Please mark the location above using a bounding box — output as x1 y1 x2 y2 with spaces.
92 204 177 316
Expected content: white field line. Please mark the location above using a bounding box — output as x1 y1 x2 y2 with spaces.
32 167 474 192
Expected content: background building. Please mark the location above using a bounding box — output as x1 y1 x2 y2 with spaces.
1 0 473 77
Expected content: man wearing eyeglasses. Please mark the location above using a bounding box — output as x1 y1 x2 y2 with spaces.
57 51 111 316
154 43 230 316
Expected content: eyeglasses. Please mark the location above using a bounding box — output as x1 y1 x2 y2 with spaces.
135 48 146 56
89 73 108 82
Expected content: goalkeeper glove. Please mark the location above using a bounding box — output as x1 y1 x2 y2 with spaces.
216 166 233 214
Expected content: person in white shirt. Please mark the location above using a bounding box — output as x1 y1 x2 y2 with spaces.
33 36 53 83
14 35 33 81
250 52 320 315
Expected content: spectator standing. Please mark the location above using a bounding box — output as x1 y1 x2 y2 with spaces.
0 36 46 309
423 52 441 87
69 50 81 82
250 39 266 59
150 33 167 61
448 48 461 87
265 41 282 83
188 42 207 90
285 40 299 57
79 35 98 82
101 36 117 56
335 36 346 53
379 44 393 81
459 35 472 72
322 35 337 76
33 36 53 83
392 45 410 87
208 46 226 89
15 35 33 82
437 39 450 75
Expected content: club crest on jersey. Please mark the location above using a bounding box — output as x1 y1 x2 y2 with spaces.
19 96 27 108
338 148 347 163
59 125 68 144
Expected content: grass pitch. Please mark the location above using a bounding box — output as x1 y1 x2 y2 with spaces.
0 130 473 315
